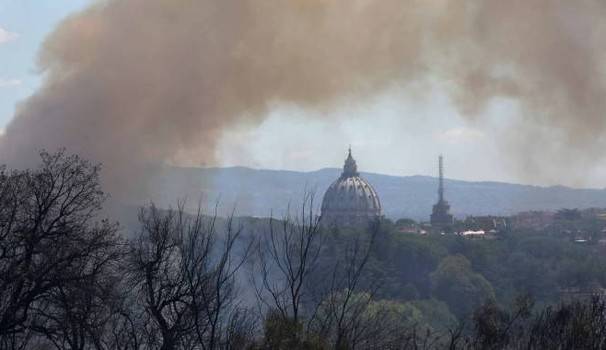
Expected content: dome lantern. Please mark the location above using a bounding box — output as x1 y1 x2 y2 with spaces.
341 146 359 178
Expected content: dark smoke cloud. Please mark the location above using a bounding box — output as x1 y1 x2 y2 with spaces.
1 0 605 193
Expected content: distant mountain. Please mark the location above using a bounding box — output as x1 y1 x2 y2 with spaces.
141 166 606 221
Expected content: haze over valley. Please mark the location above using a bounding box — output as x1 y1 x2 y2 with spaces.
147 165 606 221
3 1 606 349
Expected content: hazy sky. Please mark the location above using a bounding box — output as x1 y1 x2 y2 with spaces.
216 86 511 183
0 1 91 125
1 1 605 189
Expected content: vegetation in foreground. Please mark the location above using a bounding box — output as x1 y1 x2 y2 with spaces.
1 151 606 349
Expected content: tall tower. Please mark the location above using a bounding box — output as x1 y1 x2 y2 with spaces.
430 155 454 227
438 155 444 203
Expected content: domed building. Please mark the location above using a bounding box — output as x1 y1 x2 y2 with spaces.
320 148 382 227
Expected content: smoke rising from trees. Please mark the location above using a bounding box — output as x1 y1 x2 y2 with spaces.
1 0 605 193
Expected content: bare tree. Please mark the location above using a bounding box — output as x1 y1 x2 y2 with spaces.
183 207 254 350
127 203 252 350
103 291 144 350
0 150 121 349
29 261 123 350
254 192 400 349
254 192 323 328
308 220 384 350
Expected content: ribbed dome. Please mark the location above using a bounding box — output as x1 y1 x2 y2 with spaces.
321 149 382 227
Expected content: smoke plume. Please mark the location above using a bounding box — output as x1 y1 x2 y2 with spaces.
1 0 605 193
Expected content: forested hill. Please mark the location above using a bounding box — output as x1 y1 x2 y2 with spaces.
145 166 606 221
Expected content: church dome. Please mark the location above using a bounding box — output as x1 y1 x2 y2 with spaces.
320 148 382 227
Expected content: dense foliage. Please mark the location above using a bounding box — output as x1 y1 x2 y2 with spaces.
367 218 606 324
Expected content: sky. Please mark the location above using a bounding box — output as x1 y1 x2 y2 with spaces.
216 86 510 183
0 0 91 127
0 1 603 189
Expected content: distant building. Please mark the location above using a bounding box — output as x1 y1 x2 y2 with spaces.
511 211 554 230
463 215 509 232
460 230 486 238
320 148 382 227
577 208 606 221
430 155 454 227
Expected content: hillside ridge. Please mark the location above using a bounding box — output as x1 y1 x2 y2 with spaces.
144 166 606 221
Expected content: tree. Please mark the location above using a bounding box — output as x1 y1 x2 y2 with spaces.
469 295 533 349
254 192 323 332
430 255 495 320
526 296 606 349
126 203 252 350
454 295 606 349
253 192 402 349
308 221 380 349
0 150 121 349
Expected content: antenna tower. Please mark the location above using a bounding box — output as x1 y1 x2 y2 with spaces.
438 155 444 202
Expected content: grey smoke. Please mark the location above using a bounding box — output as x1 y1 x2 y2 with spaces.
1 0 605 195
